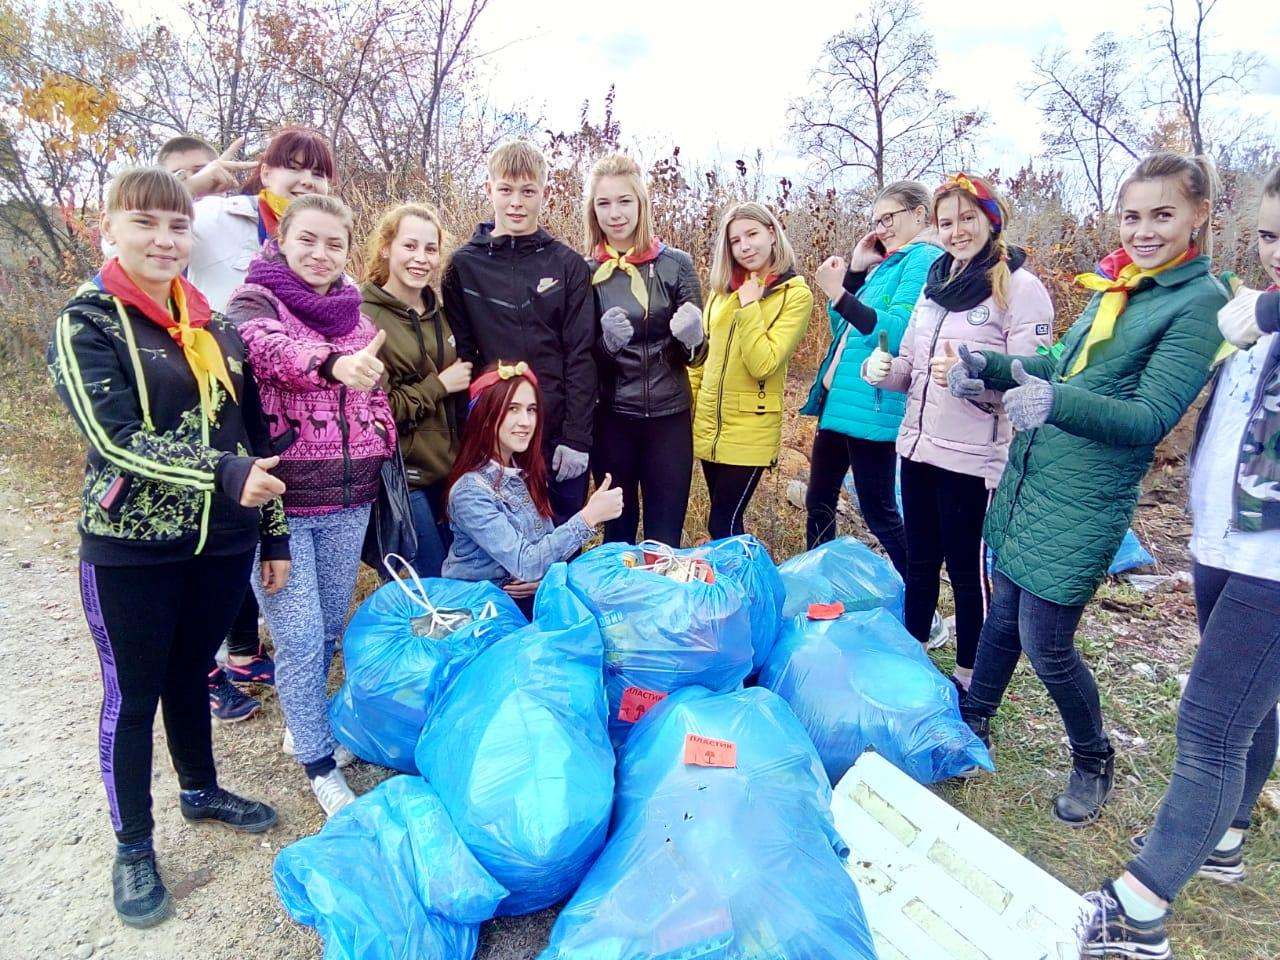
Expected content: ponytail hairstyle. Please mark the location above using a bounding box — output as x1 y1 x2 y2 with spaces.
933 173 1013 310
445 361 553 520
709 201 797 294
243 126 336 195
363 202 448 286
277 194 355 250
1116 152 1218 256
583 153 655 255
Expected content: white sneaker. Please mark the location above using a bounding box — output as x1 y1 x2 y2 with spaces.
310 767 356 817
282 729 355 768
926 612 950 650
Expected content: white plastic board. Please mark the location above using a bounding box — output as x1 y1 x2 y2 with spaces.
832 752 1089 960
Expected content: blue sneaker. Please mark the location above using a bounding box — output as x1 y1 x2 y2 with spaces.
1080 880 1171 959
208 669 260 722
222 646 276 686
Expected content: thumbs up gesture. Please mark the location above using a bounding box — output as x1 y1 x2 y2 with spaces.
1004 359 1055 431
930 341 960 387
583 472 624 527
239 455 286 507
332 328 387 392
943 343 986 400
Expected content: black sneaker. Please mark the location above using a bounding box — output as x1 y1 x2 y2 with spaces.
179 787 277 833
208 669 260 723
1129 833 1245 884
112 850 171 929
1053 750 1115 826
1080 880 1171 959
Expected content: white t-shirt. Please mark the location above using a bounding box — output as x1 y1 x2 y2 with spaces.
1189 333 1280 580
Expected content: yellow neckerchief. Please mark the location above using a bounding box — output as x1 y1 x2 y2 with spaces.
169 279 237 416
258 189 291 219
1210 274 1246 368
592 243 650 313
1069 249 1194 378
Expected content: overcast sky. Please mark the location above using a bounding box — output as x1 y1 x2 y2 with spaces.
472 0 1280 180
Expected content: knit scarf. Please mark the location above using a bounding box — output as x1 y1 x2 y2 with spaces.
924 241 1026 313
245 241 363 339
257 190 292 243
96 258 236 417
591 239 663 312
1071 247 1196 379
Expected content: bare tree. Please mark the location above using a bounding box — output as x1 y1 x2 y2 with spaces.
789 0 985 188
1028 34 1142 215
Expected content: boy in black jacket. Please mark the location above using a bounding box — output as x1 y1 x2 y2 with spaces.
442 140 597 522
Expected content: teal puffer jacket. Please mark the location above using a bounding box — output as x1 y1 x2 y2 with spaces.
801 239 942 441
981 255 1226 606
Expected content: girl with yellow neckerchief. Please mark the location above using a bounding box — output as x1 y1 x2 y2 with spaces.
946 153 1227 827
585 153 706 547
188 126 335 721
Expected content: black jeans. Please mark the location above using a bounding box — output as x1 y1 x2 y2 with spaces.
805 429 907 576
899 457 989 669
79 551 254 844
549 467 590 528
1128 562 1280 902
593 407 693 546
700 461 764 541
962 569 1109 760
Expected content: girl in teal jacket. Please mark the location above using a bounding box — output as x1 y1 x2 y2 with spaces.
802 180 942 569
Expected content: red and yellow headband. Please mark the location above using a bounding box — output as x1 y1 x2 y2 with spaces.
936 173 1003 234
468 360 538 409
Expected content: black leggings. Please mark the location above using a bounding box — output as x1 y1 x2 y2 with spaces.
593 407 694 546
226 589 260 658
80 551 254 844
700 461 765 541
804 429 908 576
899 457 989 669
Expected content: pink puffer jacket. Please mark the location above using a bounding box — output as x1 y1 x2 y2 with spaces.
232 283 396 516
878 267 1054 488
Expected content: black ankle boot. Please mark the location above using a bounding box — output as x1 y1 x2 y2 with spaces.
959 704 991 750
1053 750 1115 826
112 849 171 928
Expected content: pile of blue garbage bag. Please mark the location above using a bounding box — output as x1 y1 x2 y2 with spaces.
277 533 1008 958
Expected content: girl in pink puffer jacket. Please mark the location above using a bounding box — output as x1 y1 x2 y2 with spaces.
229 194 395 818
864 174 1053 689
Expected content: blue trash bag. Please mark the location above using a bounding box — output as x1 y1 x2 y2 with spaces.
700 536 786 674
541 686 878 960
414 564 614 915
760 606 992 784
565 541 755 746
274 775 507 960
330 567 527 773
778 535 905 622
1109 528 1155 574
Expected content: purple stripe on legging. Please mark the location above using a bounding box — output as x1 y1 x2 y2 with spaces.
80 561 122 831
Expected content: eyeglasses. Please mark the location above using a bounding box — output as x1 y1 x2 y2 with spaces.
873 208 911 230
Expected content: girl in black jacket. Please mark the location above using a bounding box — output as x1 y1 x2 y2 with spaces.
584 153 707 546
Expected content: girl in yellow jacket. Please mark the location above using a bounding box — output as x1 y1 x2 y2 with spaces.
690 202 813 538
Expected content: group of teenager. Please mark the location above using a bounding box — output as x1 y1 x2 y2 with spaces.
49 124 1279 959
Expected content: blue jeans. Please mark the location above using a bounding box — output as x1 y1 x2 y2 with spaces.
408 484 450 579
962 569 1110 760
1127 562 1280 902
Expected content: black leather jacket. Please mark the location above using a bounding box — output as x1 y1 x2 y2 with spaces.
591 245 707 418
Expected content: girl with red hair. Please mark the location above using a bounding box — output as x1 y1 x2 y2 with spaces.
443 361 623 615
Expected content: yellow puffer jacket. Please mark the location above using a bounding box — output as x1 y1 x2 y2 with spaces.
690 272 813 466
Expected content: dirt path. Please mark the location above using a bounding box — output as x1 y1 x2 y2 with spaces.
0 475 550 960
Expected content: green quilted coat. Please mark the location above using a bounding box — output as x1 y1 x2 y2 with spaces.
981 255 1226 606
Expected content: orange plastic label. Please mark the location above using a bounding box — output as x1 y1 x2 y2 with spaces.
683 734 738 768
618 686 667 724
807 601 846 620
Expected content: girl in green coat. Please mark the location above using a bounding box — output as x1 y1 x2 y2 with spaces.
948 153 1227 826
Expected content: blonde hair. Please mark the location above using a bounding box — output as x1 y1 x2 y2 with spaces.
488 140 548 186
583 153 655 254
1117 151 1218 256
709 202 796 294
932 175 1013 310
105 167 193 219
363 203 448 286
277 194 355 248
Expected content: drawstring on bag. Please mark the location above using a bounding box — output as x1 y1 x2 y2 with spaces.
382 553 499 638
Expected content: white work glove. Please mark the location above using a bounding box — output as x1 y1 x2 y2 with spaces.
861 347 893 385
600 305 634 354
1218 286 1263 349
669 301 704 351
552 444 590 482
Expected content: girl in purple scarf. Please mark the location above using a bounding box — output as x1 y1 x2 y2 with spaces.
229 194 396 819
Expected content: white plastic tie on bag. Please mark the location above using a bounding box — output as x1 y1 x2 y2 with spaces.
382 553 497 638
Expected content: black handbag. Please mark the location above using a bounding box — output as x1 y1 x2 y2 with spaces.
362 447 419 575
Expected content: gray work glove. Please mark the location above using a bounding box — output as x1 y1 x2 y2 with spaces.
948 344 987 400
669 301 704 351
551 444 590 482
600 305 634 354
1004 360 1054 431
